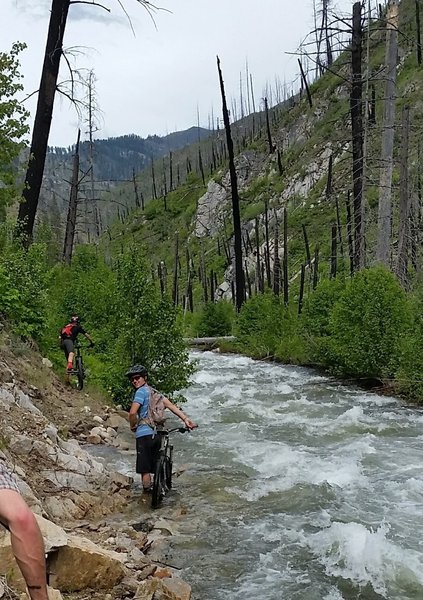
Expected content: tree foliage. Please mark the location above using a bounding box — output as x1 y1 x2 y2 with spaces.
0 42 29 215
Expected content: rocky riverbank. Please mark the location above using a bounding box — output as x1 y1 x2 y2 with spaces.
0 334 192 600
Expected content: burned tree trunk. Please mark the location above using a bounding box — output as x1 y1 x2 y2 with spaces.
350 1 365 271
376 0 399 266
416 0 422 65
63 129 80 265
217 56 246 311
396 105 411 287
283 207 289 306
133 169 140 208
264 97 274 153
273 222 281 296
264 200 271 288
298 58 313 108
18 0 71 244
330 223 337 278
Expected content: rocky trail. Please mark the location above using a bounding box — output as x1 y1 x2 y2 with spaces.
0 332 192 600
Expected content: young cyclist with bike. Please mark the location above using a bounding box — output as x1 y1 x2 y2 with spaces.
126 364 197 493
59 314 94 373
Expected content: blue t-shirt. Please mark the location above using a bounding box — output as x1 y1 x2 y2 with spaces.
133 385 154 438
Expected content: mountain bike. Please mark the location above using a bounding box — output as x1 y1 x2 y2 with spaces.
68 342 87 390
151 427 189 509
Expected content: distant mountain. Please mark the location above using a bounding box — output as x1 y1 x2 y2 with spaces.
46 127 211 182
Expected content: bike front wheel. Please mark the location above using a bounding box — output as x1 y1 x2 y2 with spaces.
165 446 173 489
76 356 84 390
151 457 165 509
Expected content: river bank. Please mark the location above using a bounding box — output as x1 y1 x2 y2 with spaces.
0 333 193 600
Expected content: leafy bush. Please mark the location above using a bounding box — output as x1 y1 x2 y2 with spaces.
301 277 346 365
195 301 234 337
0 240 48 337
328 267 412 378
396 285 423 402
236 293 288 358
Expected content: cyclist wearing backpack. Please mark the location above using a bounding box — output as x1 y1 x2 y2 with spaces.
126 364 197 493
59 314 94 373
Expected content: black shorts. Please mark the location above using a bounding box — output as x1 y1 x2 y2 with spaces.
61 338 74 359
136 435 161 474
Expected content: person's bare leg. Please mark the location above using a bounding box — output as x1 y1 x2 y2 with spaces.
0 490 48 600
67 351 75 370
142 473 151 490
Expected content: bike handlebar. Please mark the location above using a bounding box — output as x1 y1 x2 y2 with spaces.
157 426 191 435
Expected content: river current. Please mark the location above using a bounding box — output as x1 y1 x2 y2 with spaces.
103 351 423 599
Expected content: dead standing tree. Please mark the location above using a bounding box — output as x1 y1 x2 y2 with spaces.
17 0 161 245
350 1 365 271
63 129 80 264
376 0 399 267
217 56 246 312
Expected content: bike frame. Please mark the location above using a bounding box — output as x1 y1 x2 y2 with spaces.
151 427 188 509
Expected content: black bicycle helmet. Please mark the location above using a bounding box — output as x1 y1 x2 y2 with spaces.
70 314 80 323
125 364 148 379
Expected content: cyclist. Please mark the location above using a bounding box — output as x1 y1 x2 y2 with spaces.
0 463 48 600
59 314 94 374
126 364 197 493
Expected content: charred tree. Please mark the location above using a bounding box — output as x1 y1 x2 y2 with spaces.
350 2 365 271
18 0 71 244
217 56 245 311
264 97 274 153
396 105 411 287
63 129 80 265
376 0 399 266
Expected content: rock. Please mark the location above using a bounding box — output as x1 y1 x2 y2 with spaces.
160 577 191 600
47 587 64 599
137 564 156 580
14 390 42 415
93 415 104 424
121 575 139 593
153 519 178 536
106 427 118 438
154 568 172 579
42 357 53 368
48 535 126 591
34 515 68 552
105 414 129 430
44 425 58 444
42 470 92 492
135 577 191 600
87 434 102 444
134 579 159 600
0 388 14 410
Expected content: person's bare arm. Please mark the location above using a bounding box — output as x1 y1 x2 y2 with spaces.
129 402 140 430
0 490 48 600
84 332 94 345
163 398 197 429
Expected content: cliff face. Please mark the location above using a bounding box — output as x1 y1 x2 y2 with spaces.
0 331 193 600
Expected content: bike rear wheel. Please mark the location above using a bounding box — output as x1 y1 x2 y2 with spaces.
76 356 84 390
151 456 165 509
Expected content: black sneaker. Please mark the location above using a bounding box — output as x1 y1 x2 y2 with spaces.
143 486 153 494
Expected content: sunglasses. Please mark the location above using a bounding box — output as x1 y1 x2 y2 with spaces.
131 375 142 382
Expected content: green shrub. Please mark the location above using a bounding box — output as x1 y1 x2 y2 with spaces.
328 267 412 378
194 301 234 337
301 277 346 365
0 240 48 337
397 285 423 402
236 293 288 358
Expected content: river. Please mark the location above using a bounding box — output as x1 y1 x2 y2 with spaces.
102 351 423 599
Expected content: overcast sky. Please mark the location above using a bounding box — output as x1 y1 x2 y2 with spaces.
1 0 352 147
